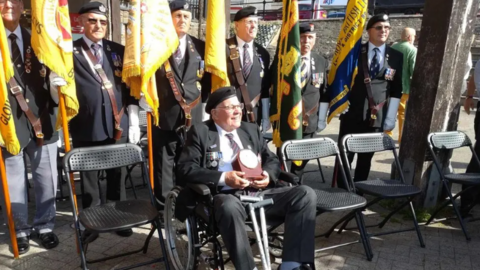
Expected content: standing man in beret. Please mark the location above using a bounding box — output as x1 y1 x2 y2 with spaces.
176 86 317 270
69 1 140 238
226 6 271 132
140 0 211 207
338 14 403 184
290 22 329 178
0 0 59 253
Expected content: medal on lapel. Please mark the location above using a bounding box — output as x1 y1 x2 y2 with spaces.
107 44 111 51
25 46 32 74
319 72 324 84
218 152 224 167
197 60 204 78
259 56 265 78
189 40 194 53
196 81 202 91
312 73 320 88
74 47 80 54
311 57 316 71
385 68 396 81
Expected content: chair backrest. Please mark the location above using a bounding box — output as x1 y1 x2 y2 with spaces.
342 133 395 154
428 131 472 150
139 110 148 126
63 143 145 173
281 137 339 162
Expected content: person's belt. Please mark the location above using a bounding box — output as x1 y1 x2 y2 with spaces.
81 40 124 140
228 44 260 123
302 101 319 127
164 60 201 128
361 47 386 127
8 78 44 146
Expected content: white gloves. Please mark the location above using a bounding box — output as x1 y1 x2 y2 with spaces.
383 97 400 131
261 98 271 133
202 103 210 121
139 96 152 112
48 72 66 104
128 105 141 144
317 102 329 133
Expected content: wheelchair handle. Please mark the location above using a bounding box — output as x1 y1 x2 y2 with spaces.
251 198 274 209
239 195 262 202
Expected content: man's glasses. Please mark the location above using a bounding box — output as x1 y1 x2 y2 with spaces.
216 104 244 111
87 18 108 26
373 25 391 31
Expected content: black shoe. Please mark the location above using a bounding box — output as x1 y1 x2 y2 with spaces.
16 236 30 255
39 232 59 249
116 228 133 237
81 230 99 244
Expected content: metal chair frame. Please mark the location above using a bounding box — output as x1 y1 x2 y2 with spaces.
125 110 149 198
325 133 425 249
280 137 373 260
63 143 169 270
426 131 480 241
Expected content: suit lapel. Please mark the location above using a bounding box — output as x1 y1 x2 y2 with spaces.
73 38 101 84
237 126 254 153
183 36 195 79
207 121 220 152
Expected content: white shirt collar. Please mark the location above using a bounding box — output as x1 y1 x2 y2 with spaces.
5 25 22 43
368 42 386 56
178 34 187 57
301 52 311 60
215 123 239 139
236 35 254 49
82 35 103 49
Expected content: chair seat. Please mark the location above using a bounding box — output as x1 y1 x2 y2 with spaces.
79 200 159 233
355 179 421 198
314 188 366 211
444 173 480 185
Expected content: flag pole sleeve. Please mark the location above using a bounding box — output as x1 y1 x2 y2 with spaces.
147 113 154 189
0 150 19 258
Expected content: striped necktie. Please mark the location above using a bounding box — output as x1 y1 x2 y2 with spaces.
301 56 308 88
174 46 182 66
370 48 380 79
242 43 252 79
225 133 240 157
9 33 23 78
91 43 103 64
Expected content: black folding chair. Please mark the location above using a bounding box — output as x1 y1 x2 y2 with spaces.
326 133 425 249
426 131 480 241
280 137 373 260
63 143 169 270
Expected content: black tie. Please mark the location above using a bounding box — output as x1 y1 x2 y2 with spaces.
9 33 23 78
370 48 380 79
243 43 252 79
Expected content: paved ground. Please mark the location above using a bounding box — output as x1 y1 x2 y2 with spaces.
0 108 479 270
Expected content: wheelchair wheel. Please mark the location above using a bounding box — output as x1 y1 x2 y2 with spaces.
164 187 198 270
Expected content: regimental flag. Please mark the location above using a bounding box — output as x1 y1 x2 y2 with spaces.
205 0 230 92
0 19 20 155
31 0 78 129
269 0 303 148
327 0 367 123
122 0 178 125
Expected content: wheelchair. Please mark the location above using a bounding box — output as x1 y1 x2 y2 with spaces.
163 172 299 270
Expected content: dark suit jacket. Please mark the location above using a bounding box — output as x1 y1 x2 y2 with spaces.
341 43 403 128
154 35 211 130
302 52 329 133
7 27 57 148
226 37 271 123
176 120 281 190
71 38 137 142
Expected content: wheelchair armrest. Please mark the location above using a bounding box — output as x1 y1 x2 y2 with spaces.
278 171 300 186
186 183 211 196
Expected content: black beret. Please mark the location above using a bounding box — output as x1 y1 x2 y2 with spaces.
206 87 237 114
234 6 260 22
366 13 389 29
79 2 108 16
169 0 190 13
299 22 315 34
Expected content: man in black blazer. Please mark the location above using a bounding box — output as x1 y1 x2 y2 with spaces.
0 0 59 253
176 87 317 270
140 0 211 206
290 23 330 178
338 14 403 183
69 2 139 237
226 6 271 131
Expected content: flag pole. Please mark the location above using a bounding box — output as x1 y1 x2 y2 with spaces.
0 151 19 258
147 113 154 189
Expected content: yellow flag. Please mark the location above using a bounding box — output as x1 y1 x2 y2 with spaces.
31 0 79 130
0 19 20 155
205 0 230 92
122 0 179 125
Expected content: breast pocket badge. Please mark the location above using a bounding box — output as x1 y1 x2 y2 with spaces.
312 73 320 88
197 60 205 78
196 81 202 91
385 68 396 81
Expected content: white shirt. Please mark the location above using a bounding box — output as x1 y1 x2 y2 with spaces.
301 53 311 75
216 124 244 190
368 42 386 71
177 35 187 60
82 36 104 73
236 35 254 67
5 26 24 61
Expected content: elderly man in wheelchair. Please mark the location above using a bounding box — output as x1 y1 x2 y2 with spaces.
165 87 317 270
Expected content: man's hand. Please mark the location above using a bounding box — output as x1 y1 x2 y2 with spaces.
251 171 270 189
464 97 475 115
225 171 250 189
